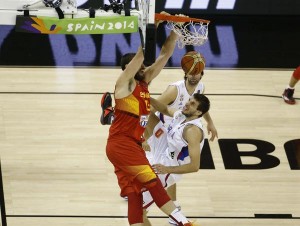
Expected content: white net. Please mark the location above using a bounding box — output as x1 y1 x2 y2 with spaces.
166 21 209 49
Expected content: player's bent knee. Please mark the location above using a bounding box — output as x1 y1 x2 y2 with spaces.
143 178 158 189
145 178 171 208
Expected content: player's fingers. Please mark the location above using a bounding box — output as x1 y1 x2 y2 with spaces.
153 164 163 174
210 132 216 141
160 11 170 16
210 132 219 141
152 165 158 174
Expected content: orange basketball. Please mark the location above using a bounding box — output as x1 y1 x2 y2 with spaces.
181 51 206 75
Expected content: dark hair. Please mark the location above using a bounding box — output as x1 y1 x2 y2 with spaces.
193 93 210 117
120 53 136 71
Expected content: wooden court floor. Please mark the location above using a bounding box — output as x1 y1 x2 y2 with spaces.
0 67 299 226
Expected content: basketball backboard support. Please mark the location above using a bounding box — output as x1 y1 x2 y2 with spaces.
142 0 156 66
0 0 157 65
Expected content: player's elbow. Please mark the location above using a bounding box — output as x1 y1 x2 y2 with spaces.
190 164 200 173
192 167 200 173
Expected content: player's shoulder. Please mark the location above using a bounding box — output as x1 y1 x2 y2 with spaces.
184 123 203 139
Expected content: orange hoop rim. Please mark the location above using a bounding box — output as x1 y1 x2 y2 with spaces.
155 13 210 24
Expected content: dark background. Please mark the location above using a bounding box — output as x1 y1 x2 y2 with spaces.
0 0 299 68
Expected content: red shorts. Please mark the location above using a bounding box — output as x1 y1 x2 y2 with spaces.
106 137 157 196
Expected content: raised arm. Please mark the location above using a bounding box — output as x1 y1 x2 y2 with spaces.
149 85 178 113
150 97 176 117
156 85 178 105
143 31 178 83
203 111 218 141
115 47 144 98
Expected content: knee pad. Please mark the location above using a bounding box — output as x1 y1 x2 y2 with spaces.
292 66 300 80
144 178 158 189
146 178 171 208
127 192 143 224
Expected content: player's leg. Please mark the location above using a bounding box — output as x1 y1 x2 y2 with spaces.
106 140 153 225
289 66 300 88
282 66 300 105
127 192 144 226
167 183 181 225
130 164 191 225
144 177 197 225
167 184 177 202
142 209 152 226
107 141 195 225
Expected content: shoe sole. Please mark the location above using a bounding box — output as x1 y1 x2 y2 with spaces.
282 95 296 105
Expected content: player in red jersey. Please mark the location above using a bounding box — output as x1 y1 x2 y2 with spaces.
105 12 200 226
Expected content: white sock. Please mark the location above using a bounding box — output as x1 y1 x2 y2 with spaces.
173 201 181 210
288 86 295 89
169 208 189 224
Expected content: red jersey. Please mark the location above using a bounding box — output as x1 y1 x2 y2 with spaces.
108 81 150 142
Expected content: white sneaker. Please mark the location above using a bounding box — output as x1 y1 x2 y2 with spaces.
168 217 178 225
168 205 182 225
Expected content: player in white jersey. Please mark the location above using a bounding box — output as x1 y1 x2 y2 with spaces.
142 93 210 226
150 62 218 220
156 70 217 139
156 73 205 126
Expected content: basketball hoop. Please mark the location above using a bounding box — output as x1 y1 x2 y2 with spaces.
155 14 210 48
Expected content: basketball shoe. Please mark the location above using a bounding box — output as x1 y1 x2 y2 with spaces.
282 88 296 105
169 204 182 225
100 92 114 125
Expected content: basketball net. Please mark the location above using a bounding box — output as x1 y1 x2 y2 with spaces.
166 21 209 49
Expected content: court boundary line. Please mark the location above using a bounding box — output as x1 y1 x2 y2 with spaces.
5 214 300 219
0 92 299 101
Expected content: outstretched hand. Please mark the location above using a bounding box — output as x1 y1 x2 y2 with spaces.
207 123 218 141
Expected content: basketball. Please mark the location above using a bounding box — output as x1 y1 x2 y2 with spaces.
181 51 206 75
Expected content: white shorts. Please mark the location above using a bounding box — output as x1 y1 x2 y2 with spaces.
143 121 182 209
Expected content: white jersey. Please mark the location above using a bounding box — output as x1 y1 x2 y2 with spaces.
143 111 205 209
166 111 205 165
159 80 204 127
